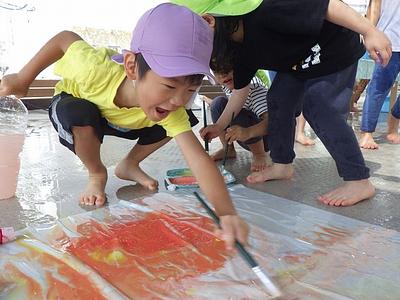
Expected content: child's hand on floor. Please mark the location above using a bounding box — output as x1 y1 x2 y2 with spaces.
215 214 249 251
225 125 250 143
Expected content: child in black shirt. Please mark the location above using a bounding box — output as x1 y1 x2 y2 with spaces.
175 0 392 206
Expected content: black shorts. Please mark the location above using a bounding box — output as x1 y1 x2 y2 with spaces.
48 92 198 153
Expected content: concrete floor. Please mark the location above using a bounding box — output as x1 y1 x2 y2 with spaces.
0 107 399 233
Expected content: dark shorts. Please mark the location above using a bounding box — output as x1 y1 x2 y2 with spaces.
48 92 198 153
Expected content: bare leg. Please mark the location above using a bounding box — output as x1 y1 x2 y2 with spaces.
359 132 379 149
295 113 315 146
246 163 294 183
210 134 237 161
318 179 375 206
350 79 369 112
247 140 267 172
387 114 400 144
115 137 171 190
72 126 107 207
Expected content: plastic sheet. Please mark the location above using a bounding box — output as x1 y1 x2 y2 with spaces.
1 186 400 299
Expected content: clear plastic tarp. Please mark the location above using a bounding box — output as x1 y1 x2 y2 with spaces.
1 185 399 299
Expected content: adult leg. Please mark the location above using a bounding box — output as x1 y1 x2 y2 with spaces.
360 53 400 149
49 93 108 206
247 72 304 183
302 63 374 206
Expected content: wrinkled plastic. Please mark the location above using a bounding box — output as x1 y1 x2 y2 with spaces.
1 188 400 299
0 96 28 134
0 96 28 199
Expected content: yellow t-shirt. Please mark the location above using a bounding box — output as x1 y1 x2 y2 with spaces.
53 40 191 137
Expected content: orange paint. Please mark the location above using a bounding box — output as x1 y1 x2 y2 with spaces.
169 176 197 185
68 212 227 298
1 264 43 299
0 247 106 300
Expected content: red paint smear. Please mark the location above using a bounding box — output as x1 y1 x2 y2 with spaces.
169 176 198 185
68 212 227 298
0 249 106 300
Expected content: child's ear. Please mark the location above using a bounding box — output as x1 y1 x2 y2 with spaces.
202 14 216 28
123 51 138 80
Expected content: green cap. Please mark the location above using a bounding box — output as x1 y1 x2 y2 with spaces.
170 0 262 16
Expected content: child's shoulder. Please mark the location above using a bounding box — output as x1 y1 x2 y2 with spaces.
67 40 118 58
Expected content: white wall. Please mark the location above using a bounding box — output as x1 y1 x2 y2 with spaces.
0 0 163 77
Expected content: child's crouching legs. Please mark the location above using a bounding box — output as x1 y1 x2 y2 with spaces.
246 140 268 172
115 137 171 191
72 126 108 207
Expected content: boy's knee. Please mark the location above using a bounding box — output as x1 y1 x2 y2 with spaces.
210 96 228 122
71 125 97 137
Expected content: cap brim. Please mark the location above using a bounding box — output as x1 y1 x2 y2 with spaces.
143 52 215 84
209 0 262 16
111 53 124 64
111 49 131 64
171 0 262 16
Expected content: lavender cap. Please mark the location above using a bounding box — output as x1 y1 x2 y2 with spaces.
112 3 215 83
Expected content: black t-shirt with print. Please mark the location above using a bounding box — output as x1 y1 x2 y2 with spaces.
233 0 365 89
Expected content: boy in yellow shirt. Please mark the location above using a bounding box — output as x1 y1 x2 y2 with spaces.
0 3 248 248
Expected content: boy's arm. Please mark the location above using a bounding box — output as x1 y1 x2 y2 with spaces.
226 113 268 143
325 0 391 66
200 85 250 141
0 31 82 98
175 130 249 249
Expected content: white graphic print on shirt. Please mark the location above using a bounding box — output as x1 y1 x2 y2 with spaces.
301 44 321 69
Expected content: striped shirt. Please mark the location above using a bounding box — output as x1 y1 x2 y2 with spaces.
222 76 268 117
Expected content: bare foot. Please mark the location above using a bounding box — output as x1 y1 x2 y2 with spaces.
80 168 107 207
295 133 315 146
359 132 378 149
318 179 375 206
387 132 400 144
210 146 236 161
246 163 294 183
250 153 267 172
115 158 158 191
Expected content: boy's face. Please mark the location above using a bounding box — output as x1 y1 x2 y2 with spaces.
214 70 234 90
135 70 200 122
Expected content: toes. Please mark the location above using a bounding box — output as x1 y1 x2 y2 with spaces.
95 195 106 207
246 174 256 183
148 181 159 191
246 173 263 183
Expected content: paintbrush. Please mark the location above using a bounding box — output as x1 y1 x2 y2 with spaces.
202 99 209 152
221 112 235 168
193 191 282 299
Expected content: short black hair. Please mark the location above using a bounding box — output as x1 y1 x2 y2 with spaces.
210 16 241 74
135 53 204 86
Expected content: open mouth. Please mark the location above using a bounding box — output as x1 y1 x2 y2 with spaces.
223 79 233 85
155 107 169 119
